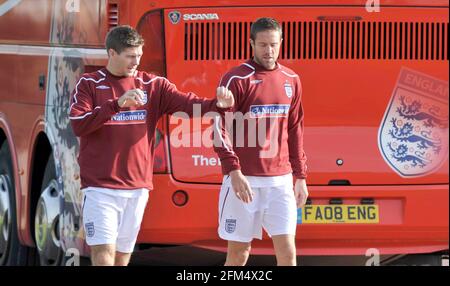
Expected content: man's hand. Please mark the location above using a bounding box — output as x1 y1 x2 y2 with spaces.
118 89 145 108
294 178 309 208
229 170 254 203
216 86 234 109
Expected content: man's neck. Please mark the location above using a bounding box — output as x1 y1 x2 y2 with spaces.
252 57 276 70
106 64 123 77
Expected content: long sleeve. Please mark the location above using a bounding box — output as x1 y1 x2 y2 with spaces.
213 75 241 175
69 76 120 137
159 78 221 116
288 77 307 179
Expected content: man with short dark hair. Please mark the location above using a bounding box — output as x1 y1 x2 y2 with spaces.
69 25 234 266
214 17 308 266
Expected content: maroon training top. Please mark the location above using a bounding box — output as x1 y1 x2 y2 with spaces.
214 59 307 179
69 68 222 190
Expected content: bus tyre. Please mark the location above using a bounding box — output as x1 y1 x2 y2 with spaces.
34 155 64 266
0 142 28 265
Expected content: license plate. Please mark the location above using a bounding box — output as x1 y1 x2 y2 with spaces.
297 205 379 224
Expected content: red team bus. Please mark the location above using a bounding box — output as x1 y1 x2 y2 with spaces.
0 0 448 265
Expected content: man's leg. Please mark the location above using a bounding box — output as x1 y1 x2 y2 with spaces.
225 241 252 266
90 244 116 266
219 178 261 266
115 251 132 266
272 234 296 266
115 190 149 266
83 190 123 266
263 178 298 266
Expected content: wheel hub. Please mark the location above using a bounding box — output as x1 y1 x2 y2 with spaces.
0 175 12 259
35 179 62 265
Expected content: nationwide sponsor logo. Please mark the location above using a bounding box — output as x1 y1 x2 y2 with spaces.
183 13 219 21
105 110 147 125
249 104 290 118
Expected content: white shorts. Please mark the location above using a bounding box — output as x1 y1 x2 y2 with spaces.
218 175 297 243
82 188 149 253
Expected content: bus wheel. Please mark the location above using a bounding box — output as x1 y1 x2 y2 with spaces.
0 169 12 265
34 156 64 266
0 142 28 265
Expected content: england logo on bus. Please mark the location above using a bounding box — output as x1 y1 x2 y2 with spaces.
378 68 448 178
168 11 181 24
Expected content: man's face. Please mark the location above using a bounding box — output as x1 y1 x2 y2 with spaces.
108 45 143 76
250 29 282 70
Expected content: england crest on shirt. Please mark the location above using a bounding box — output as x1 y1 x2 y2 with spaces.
284 82 293 98
142 90 148 105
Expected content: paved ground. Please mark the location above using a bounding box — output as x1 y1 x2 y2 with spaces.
129 245 449 266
